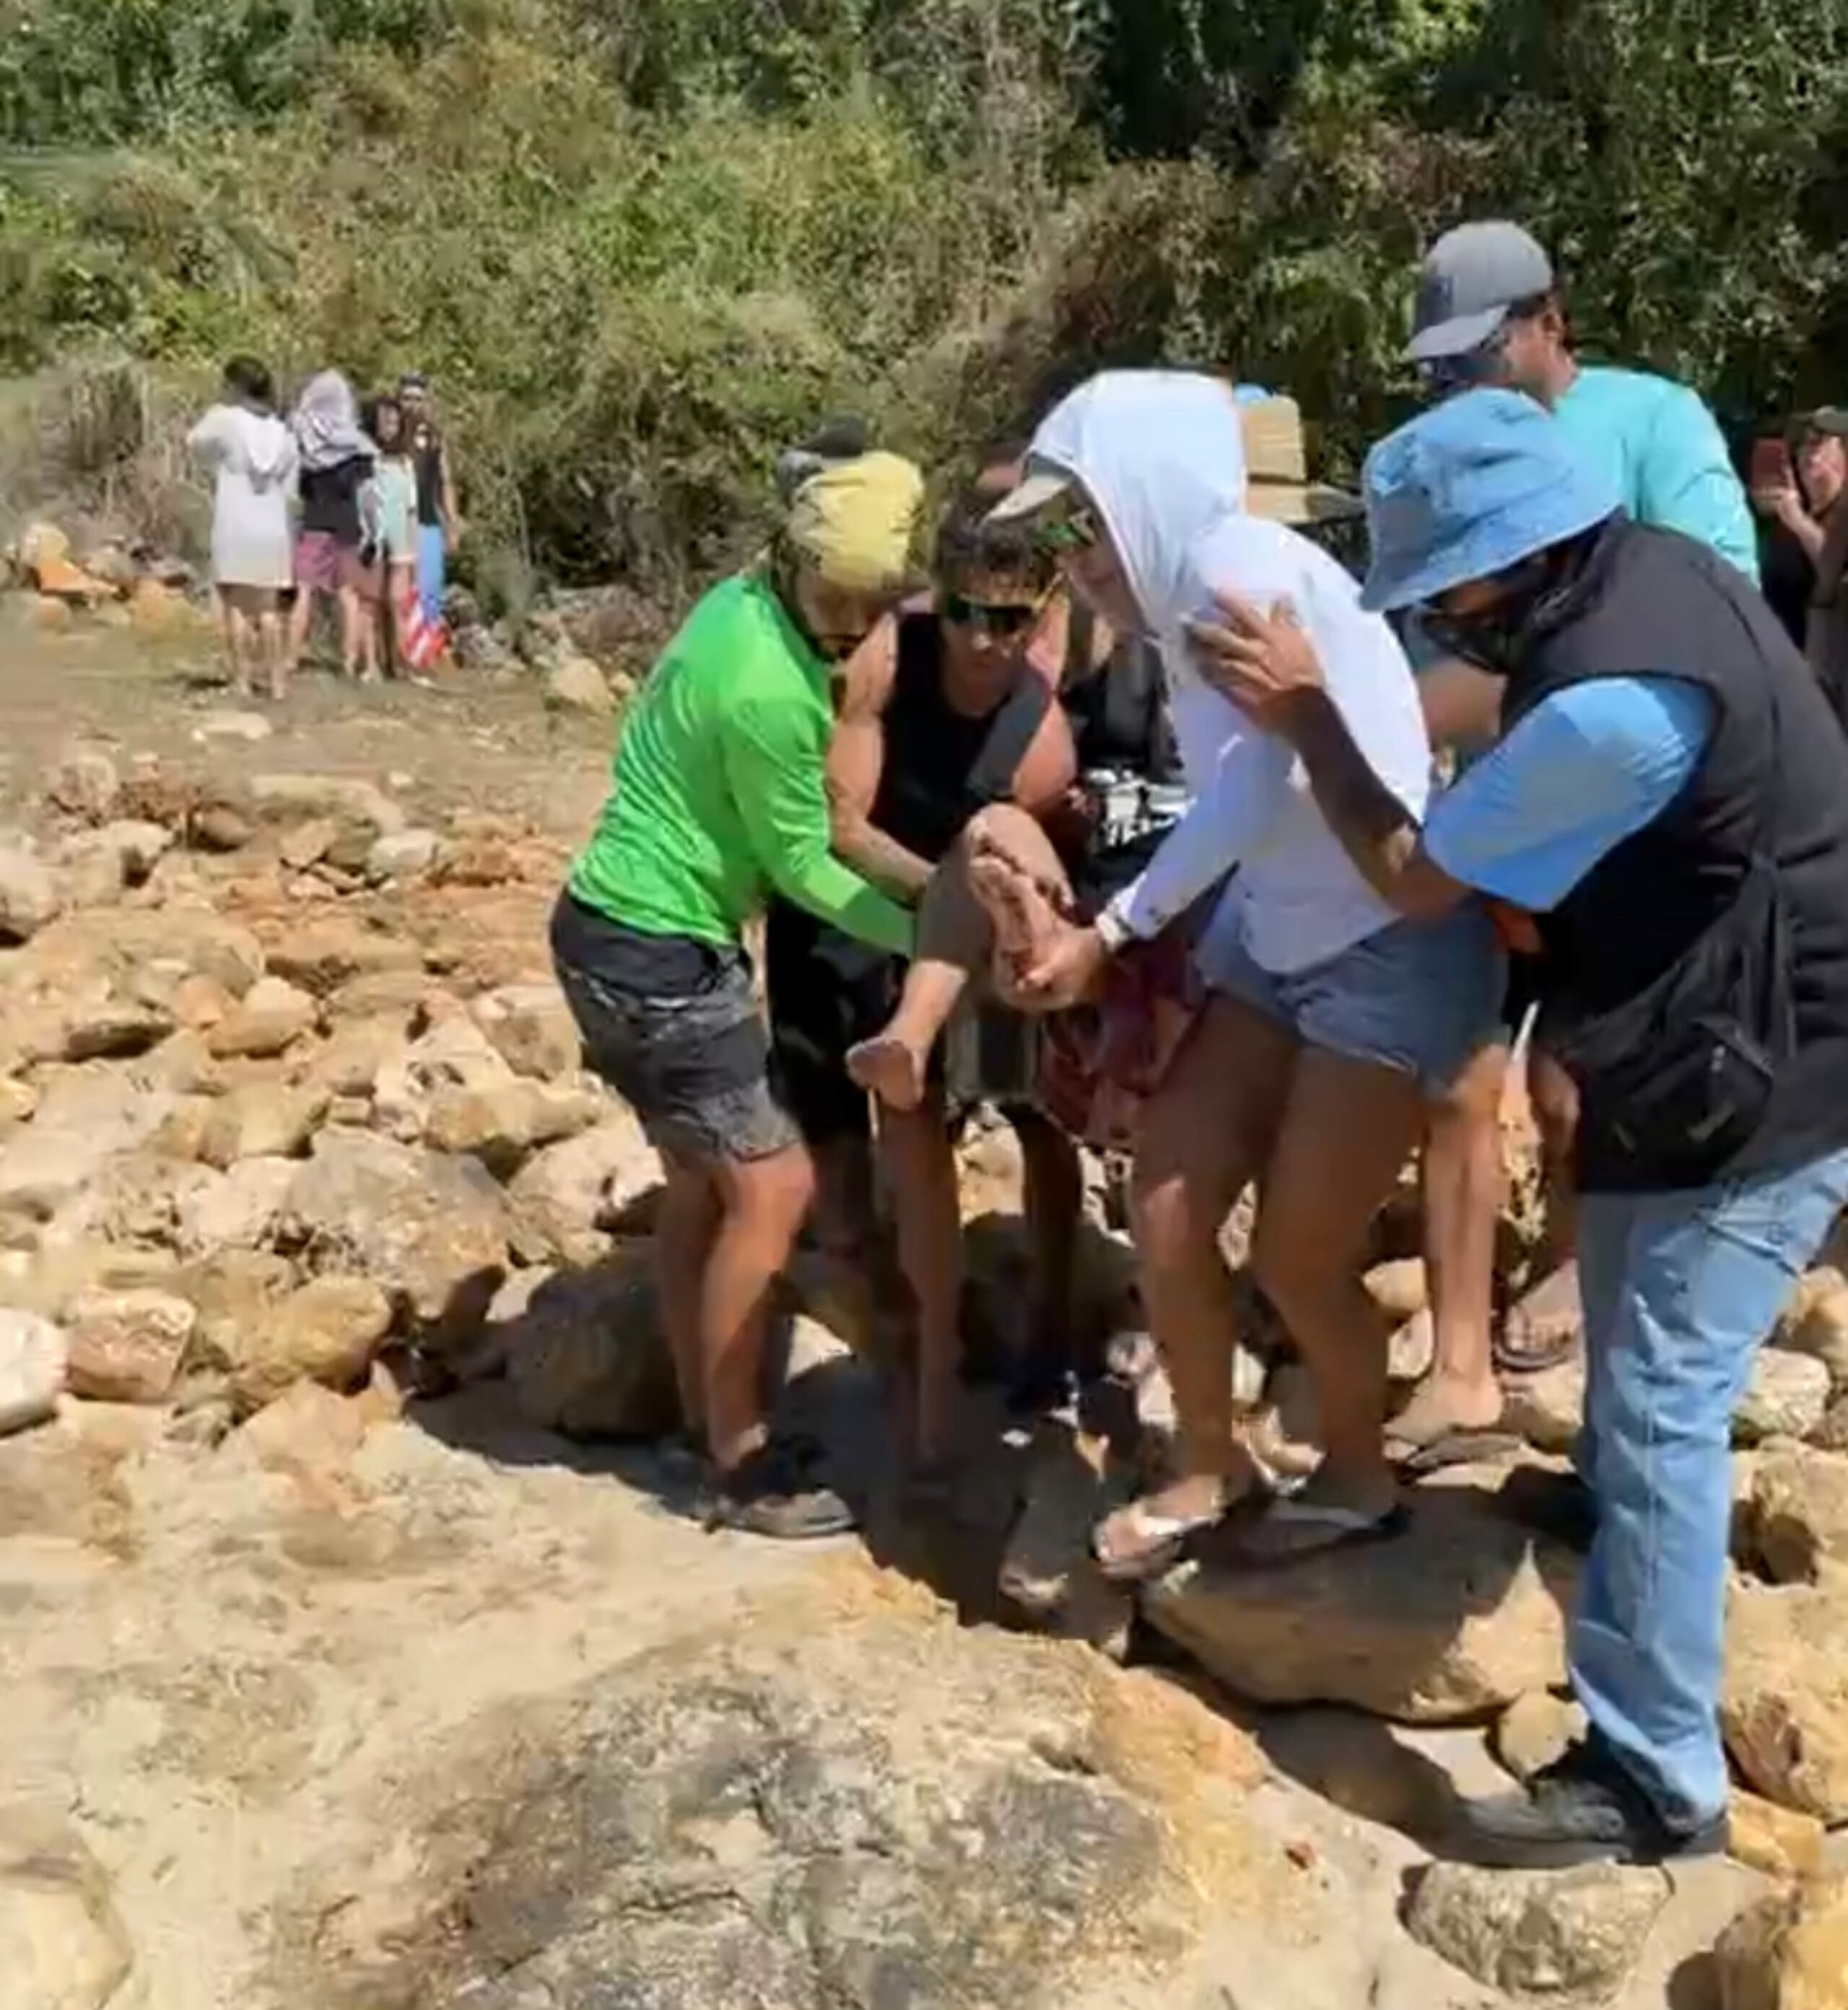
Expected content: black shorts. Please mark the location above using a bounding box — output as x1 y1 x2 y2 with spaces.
551 893 800 1163
764 900 920 1146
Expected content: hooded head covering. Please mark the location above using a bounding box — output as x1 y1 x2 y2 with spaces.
1011 372 1247 644
782 449 925 595
292 370 374 473
985 371 1437 982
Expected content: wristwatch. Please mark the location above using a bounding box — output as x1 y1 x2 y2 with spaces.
1093 904 1134 955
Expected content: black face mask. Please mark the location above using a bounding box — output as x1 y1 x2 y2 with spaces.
1418 550 1569 677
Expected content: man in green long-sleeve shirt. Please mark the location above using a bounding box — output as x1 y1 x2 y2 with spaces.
552 448 924 1539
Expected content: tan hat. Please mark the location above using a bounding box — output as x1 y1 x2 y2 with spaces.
984 395 1359 530
1239 397 1364 525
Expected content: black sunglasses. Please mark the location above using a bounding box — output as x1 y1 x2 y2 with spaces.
943 593 1042 637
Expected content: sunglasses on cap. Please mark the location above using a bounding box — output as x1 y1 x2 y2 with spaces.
1032 505 1099 554
942 590 1046 637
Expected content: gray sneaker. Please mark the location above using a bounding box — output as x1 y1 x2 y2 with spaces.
1456 1743 1727 1869
702 1439 856 1541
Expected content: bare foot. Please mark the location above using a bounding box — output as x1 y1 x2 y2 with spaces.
1496 1261 1582 1375
1385 1374 1505 1456
969 845 1066 971
847 1033 928 1112
1093 1470 1244 1580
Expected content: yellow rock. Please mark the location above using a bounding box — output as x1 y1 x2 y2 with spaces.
1730 1791 1826 1882
1717 1870 1848 2010
1365 1257 1429 1323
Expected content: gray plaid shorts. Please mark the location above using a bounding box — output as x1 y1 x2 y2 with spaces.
552 897 801 1164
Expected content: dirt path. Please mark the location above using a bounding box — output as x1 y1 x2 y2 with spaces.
0 621 614 838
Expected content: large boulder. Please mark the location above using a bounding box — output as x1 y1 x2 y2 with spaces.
0 1308 66 1438
209 1275 394 1415
371 1016 515 1143
0 1071 173 1219
1729 1791 1826 1882
47 742 121 823
277 1132 510 1339
505 1111 662 1259
1724 1578 1848 1820
273 1581 1278 2010
266 919 421 1000
64 1288 196 1404
197 1084 327 1171
504 1257 681 1440
0 844 61 943
1737 1353 1833 1448
422 1080 603 1176
1716 1871 1848 2010
248 773 406 839
1503 1353 1587 1456
206 976 318 1059
470 982 581 1081
543 651 616 718
1405 1862 1670 2001
1142 1488 1574 1722
0 1804 133 2010
1735 1443 1848 1583
175 1157 299 1259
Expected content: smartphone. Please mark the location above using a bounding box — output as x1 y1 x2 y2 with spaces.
1751 435 1794 493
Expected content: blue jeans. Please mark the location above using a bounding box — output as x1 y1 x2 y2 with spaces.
417 521 446 621
1573 1146 1848 1830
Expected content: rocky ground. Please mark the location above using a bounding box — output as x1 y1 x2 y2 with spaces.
1 606 1847 2010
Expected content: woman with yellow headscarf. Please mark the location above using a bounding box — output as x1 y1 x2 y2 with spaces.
552 446 925 1539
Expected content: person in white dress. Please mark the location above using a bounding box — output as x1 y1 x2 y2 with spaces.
187 356 297 699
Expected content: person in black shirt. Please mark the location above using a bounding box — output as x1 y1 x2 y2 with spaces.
399 371 459 623
287 371 381 683
767 486 1078 1478
1751 409 1848 711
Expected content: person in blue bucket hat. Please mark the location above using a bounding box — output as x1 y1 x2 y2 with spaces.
1190 386 1848 1869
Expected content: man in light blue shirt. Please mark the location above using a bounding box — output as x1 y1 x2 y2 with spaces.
1408 221 1757 582
1390 221 1760 1472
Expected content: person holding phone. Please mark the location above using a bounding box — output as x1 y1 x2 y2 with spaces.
1751 410 1848 716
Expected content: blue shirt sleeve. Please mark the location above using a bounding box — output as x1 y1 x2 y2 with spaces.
1636 385 1761 587
1423 676 1714 910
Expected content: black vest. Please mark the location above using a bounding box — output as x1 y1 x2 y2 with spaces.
1505 518 1848 1189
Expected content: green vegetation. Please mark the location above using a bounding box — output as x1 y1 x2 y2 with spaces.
4 0 1847 606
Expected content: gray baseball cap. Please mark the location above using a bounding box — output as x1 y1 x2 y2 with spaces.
1408 222 1556 363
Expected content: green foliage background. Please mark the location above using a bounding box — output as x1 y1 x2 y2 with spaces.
4 0 1847 607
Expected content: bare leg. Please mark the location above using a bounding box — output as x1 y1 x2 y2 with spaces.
849 805 1073 1111
703 1143 816 1472
356 590 381 683
1095 994 1295 1568
1395 1041 1509 1446
879 1091 964 1465
655 1152 722 1437
218 589 253 696
1013 1105 1086 1374
287 587 314 678
255 603 285 700
1249 1047 1428 1535
1500 1046 1583 1369
338 584 365 680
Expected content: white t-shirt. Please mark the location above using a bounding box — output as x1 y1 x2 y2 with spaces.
1105 515 1433 973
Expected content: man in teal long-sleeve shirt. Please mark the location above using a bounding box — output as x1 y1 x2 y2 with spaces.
552 449 923 1539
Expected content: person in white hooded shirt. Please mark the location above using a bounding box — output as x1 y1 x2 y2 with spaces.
187 355 297 700
854 372 1504 1571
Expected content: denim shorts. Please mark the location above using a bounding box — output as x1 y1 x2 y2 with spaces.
1194 899 1506 1092
552 896 801 1165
